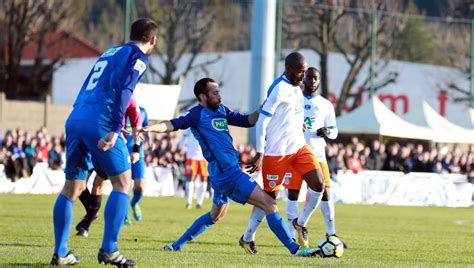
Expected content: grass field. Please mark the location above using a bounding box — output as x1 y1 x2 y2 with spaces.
0 194 473 267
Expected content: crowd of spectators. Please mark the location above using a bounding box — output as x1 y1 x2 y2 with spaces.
0 127 65 181
1 128 473 183
325 137 474 182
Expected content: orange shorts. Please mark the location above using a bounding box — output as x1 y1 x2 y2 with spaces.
284 161 331 190
184 159 209 177
262 145 320 192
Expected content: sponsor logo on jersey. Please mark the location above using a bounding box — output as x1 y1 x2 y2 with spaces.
211 118 229 131
304 116 316 130
266 174 279 181
102 47 122 57
269 181 277 188
295 99 304 114
134 59 147 75
284 172 292 178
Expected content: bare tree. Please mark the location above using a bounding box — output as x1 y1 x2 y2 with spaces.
0 0 71 99
283 0 405 115
142 0 221 85
438 0 472 105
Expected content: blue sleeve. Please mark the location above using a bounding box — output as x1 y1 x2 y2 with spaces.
224 105 253 128
170 107 201 130
142 108 149 127
118 55 147 91
110 88 133 133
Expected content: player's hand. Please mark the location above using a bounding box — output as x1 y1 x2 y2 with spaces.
316 127 329 137
121 128 131 136
97 131 119 152
245 152 263 174
131 152 140 164
303 122 308 132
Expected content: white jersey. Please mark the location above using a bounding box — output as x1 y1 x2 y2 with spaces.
259 75 306 156
180 128 205 161
303 94 337 162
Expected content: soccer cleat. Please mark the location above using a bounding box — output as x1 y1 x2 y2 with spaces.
327 233 348 249
196 204 202 209
292 218 309 247
76 227 89 238
123 216 132 226
239 235 258 255
292 246 322 257
163 243 176 251
131 204 142 221
50 251 80 265
98 249 135 267
185 203 192 209
75 218 90 237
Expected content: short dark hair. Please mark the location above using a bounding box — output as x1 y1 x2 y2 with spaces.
285 52 305 67
130 18 158 43
306 67 320 74
194 78 216 101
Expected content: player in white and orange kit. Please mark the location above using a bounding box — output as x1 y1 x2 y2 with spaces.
239 52 325 254
284 67 346 248
180 128 209 209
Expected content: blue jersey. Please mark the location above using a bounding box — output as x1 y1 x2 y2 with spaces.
67 43 148 132
170 104 253 175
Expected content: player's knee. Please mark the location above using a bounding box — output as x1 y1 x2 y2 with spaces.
287 189 299 201
134 180 145 193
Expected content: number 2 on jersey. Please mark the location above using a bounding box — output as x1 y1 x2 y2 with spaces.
85 60 108 90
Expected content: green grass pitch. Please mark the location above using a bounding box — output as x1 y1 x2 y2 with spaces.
0 194 473 267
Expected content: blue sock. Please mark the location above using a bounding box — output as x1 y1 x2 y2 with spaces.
172 212 215 250
101 191 129 253
53 194 74 257
130 188 143 207
266 212 300 254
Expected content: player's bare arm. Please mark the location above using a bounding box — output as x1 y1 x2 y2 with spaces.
140 121 175 134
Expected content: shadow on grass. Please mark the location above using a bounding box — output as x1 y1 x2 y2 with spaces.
0 243 43 248
5 263 49 268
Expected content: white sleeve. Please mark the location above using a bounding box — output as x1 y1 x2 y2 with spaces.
260 86 282 117
178 128 190 150
256 86 282 153
256 114 271 153
325 103 338 140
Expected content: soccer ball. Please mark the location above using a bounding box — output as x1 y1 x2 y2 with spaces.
317 236 344 258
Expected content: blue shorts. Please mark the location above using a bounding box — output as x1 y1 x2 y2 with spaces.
210 165 257 206
65 121 131 180
126 138 145 180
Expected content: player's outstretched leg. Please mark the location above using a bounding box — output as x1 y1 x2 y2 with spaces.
76 191 102 237
240 206 265 254
164 204 227 251
130 180 145 221
321 189 347 248
99 171 135 267
295 169 324 247
185 178 195 209
52 180 85 265
196 178 207 209
245 186 320 257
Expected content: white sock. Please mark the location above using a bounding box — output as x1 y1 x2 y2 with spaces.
197 181 208 205
186 181 194 205
286 199 299 238
242 207 266 242
320 200 336 235
297 188 323 227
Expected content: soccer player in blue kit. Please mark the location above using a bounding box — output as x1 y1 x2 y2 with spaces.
140 78 321 257
50 19 157 267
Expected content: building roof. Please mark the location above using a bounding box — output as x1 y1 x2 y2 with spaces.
21 30 102 61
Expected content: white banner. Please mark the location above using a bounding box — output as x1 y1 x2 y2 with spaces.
331 170 473 207
0 164 175 197
1 165 472 207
